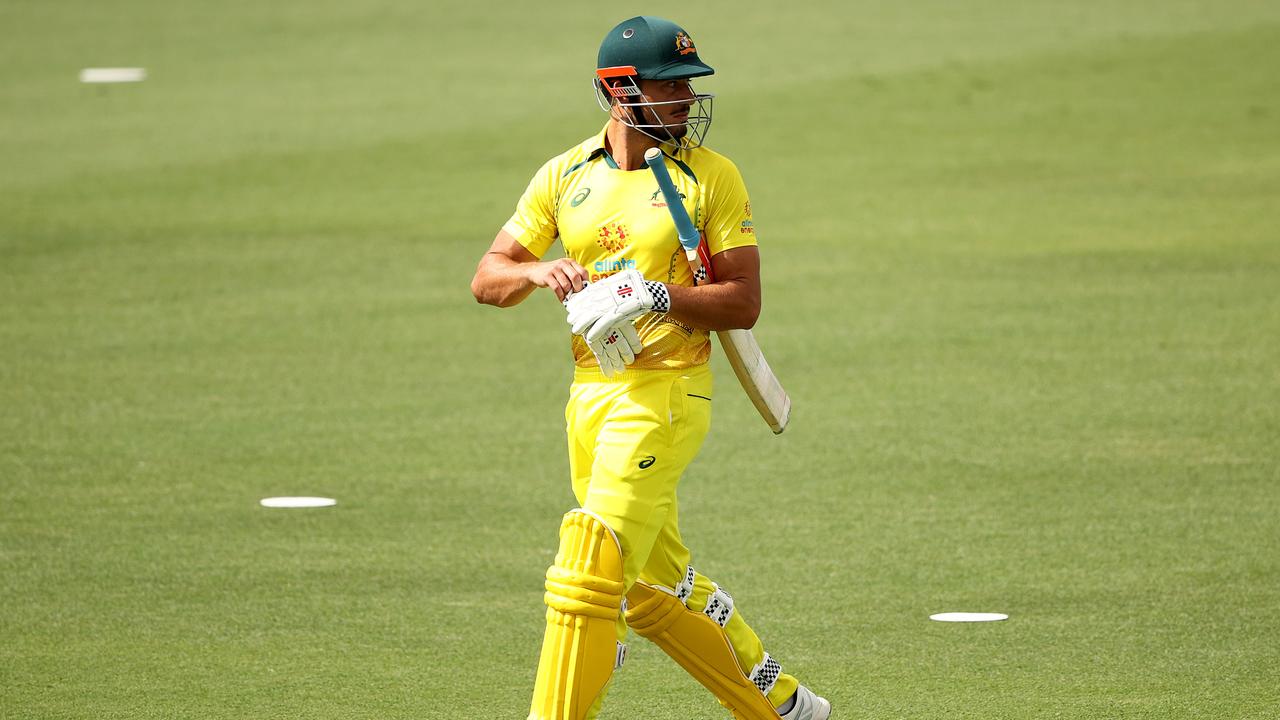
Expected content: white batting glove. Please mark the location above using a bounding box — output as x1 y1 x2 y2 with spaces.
586 320 643 377
564 280 646 377
564 269 671 344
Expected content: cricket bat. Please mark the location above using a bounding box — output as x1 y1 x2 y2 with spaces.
644 148 791 434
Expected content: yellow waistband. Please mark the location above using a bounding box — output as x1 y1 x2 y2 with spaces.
572 363 710 383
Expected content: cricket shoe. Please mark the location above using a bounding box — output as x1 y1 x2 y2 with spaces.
779 684 831 720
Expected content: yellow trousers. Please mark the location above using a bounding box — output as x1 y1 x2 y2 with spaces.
565 364 798 712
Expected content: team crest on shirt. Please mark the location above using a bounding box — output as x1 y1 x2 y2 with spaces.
675 32 697 56
650 189 687 208
597 222 629 253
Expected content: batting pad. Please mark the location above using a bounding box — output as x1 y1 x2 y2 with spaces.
625 582 783 720
530 509 625 720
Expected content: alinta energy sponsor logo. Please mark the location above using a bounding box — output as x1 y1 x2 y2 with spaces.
739 219 754 234
650 189 686 208
591 257 635 282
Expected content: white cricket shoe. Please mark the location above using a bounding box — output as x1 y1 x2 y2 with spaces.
779 684 831 720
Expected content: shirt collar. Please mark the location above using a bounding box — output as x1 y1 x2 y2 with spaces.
582 124 610 154
579 124 619 169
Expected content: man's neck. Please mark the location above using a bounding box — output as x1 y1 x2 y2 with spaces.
604 118 661 171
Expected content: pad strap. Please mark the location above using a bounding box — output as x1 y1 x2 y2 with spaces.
749 653 782 696
703 583 735 628
674 564 696 603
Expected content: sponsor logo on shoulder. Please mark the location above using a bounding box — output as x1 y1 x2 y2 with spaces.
639 455 656 469
739 219 754 234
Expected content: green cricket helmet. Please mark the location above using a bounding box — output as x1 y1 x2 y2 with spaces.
594 16 715 150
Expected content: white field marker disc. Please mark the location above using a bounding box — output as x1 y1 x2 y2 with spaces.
80 67 147 83
260 496 336 508
930 612 1009 622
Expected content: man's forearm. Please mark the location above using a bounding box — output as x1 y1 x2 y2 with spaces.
471 253 537 307
664 280 760 331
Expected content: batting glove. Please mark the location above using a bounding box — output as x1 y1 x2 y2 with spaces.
586 320 643 377
564 269 670 344
564 279 647 377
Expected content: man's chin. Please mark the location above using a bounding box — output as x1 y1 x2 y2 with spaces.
662 122 689 139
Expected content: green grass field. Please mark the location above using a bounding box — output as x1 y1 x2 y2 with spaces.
3 1 1279 718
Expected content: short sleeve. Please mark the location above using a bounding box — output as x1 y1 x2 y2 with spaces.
701 160 757 256
501 159 559 259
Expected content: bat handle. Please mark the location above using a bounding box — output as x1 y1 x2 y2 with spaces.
645 147 707 283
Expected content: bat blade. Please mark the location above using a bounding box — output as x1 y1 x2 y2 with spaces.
717 329 791 434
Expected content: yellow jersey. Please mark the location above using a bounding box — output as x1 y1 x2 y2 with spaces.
503 126 758 370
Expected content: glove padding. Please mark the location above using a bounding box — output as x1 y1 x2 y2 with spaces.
586 320 643 377
565 269 670 345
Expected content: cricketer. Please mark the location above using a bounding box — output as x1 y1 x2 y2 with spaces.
470 16 831 720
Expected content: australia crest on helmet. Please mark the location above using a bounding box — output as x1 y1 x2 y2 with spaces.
675 31 697 56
